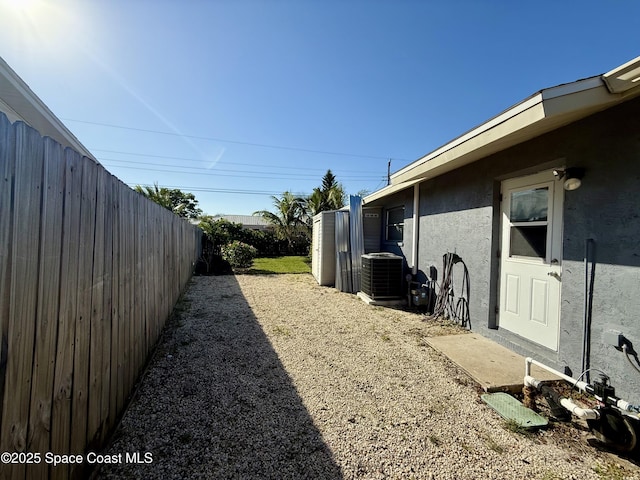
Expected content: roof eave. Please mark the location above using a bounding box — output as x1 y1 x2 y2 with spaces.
389 69 640 187
0 56 98 162
602 55 640 93
363 178 424 205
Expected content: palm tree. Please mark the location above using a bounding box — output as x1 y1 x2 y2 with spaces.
305 170 346 218
135 183 173 210
325 183 346 210
306 188 329 217
254 191 307 253
134 183 202 219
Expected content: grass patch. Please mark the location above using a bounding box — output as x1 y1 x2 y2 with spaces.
248 256 311 274
593 463 626 480
541 472 562 480
483 435 505 454
272 325 291 337
503 419 535 437
460 441 473 452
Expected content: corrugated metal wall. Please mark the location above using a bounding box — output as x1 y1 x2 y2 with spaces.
349 196 364 293
334 211 351 292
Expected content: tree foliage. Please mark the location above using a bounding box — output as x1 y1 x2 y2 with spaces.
253 191 309 254
322 169 338 191
134 183 202 219
198 217 242 247
221 241 258 269
198 217 282 256
251 171 348 256
254 170 347 255
196 217 285 274
306 169 346 217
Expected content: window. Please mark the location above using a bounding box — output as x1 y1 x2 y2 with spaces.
509 187 548 259
386 206 404 242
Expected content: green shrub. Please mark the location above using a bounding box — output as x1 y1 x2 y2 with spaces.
221 241 258 269
198 217 286 256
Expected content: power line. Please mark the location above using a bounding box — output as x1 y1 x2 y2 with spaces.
63 118 408 161
104 162 387 182
101 158 383 180
92 148 379 174
127 184 307 197
127 183 378 199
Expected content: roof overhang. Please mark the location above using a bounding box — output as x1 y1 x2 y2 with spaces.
363 178 423 205
0 56 97 162
383 57 640 190
603 55 640 93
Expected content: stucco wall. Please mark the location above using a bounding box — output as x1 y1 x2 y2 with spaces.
416 168 495 330
555 98 640 402
375 96 640 402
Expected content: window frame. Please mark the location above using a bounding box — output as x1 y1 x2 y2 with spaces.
385 205 405 243
507 185 552 263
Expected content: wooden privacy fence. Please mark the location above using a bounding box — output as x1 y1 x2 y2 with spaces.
0 113 201 479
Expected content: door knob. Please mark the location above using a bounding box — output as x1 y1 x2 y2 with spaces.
547 271 561 280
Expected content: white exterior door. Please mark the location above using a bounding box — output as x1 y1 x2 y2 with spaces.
499 170 563 350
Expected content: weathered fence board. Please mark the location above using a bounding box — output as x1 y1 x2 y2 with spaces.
27 138 65 479
0 113 15 441
99 172 114 446
133 195 142 382
0 113 201 480
116 184 127 417
51 148 82 480
1 122 44 480
87 165 106 451
123 187 134 401
70 153 98 478
109 178 120 432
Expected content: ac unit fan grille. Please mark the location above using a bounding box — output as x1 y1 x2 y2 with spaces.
361 255 403 299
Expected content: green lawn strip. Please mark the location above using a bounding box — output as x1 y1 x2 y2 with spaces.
249 256 311 274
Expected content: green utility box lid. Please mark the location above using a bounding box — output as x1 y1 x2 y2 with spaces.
481 392 548 429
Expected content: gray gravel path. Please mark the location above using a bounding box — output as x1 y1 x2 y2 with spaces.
96 274 639 479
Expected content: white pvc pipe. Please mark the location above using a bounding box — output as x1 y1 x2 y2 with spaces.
525 357 640 416
616 399 635 412
525 357 590 392
523 375 540 389
559 397 599 420
524 357 600 419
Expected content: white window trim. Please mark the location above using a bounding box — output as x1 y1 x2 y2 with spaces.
385 206 404 243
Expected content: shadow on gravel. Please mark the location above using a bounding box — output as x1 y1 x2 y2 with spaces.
98 275 342 479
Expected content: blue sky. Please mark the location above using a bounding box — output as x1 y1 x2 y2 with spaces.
1 0 639 216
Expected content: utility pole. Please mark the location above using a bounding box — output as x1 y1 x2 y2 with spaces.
387 159 391 186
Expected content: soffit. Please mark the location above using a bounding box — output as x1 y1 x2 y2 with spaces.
390 73 640 186
363 178 423 205
0 56 97 162
602 56 640 93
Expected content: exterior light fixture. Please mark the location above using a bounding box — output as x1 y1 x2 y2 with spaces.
553 167 585 191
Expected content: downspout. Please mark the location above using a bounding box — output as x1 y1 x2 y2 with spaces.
412 183 420 275
582 238 595 383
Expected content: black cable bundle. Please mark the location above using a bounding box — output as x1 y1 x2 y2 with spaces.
433 252 471 328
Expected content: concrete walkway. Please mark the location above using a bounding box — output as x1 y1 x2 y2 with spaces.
425 333 560 393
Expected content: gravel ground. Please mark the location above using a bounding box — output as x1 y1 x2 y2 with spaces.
96 274 640 479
